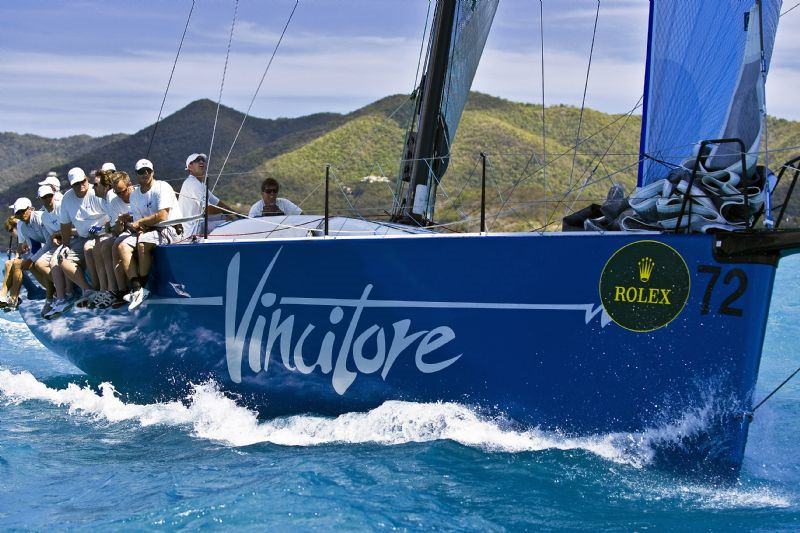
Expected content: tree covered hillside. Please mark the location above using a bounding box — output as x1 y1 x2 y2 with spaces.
3 92 799 233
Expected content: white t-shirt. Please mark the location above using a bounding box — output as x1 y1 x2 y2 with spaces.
102 190 118 212
58 188 109 238
248 198 302 218
178 175 219 236
40 203 61 240
106 195 131 224
17 211 48 248
130 180 182 223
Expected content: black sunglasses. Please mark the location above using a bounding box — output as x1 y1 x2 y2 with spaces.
136 168 152 176
262 188 278 194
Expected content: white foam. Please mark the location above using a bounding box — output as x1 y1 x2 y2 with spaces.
0 367 713 470
0 368 793 509
626 482 793 510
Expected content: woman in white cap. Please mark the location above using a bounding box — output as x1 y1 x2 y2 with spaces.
81 168 119 306
38 172 63 202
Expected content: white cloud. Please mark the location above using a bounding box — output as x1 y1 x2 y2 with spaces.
2 1 800 139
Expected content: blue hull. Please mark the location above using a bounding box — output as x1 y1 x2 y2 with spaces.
19 232 779 478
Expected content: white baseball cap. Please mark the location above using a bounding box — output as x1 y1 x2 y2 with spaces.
9 197 32 213
135 159 154 171
101 162 116 172
38 175 61 188
37 185 54 198
68 167 87 186
185 153 207 170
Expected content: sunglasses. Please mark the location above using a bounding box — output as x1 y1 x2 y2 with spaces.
262 188 278 194
136 168 152 176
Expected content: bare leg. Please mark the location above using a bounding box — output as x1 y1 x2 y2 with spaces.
137 242 156 278
99 238 117 293
90 241 108 291
27 264 48 288
60 259 90 291
34 255 55 300
0 259 13 298
112 241 129 293
9 259 23 301
118 241 137 282
51 265 67 299
83 240 99 290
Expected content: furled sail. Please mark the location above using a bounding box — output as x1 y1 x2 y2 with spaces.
440 0 498 155
638 0 781 186
396 0 499 223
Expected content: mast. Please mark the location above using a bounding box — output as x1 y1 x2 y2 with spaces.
394 0 457 225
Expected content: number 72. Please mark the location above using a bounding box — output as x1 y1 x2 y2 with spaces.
697 265 748 317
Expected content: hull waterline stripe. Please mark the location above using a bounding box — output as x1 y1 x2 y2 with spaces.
142 297 224 306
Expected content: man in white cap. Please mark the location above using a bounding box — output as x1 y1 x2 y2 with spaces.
45 167 109 317
177 153 237 238
31 184 62 312
116 159 182 310
38 172 63 203
8 196 53 307
101 162 116 172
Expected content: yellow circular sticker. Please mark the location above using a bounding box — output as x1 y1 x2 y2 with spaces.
599 240 690 332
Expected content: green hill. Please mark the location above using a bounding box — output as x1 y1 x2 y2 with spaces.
3 92 800 233
0 132 126 190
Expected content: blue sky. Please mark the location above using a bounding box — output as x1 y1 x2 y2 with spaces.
1 1 798 138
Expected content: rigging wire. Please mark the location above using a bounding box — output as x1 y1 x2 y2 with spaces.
210 0 300 193
490 97 644 227
781 1 800 16
539 0 547 222
413 1 435 92
486 1 547 230
568 0 600 190
206 0 239 190
750 364 800 414
145 0 195 158
204 0 239 237
564 94 643 216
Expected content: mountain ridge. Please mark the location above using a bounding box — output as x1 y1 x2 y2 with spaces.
2 92 799 231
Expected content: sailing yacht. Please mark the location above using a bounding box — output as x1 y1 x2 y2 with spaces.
19 0 800 479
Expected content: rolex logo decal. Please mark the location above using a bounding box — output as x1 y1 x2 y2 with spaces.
599 241 690 332
638 257 654 282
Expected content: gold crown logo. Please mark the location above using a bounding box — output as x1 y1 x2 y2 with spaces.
638 257 655 282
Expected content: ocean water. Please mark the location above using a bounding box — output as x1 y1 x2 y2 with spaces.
1 259 798 530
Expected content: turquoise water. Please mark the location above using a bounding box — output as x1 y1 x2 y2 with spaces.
1 257 798 530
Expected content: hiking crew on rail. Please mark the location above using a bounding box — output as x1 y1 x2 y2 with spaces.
7 152 301 317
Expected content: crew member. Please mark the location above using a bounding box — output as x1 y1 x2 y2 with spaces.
178 152 237 238
248 177 302 217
